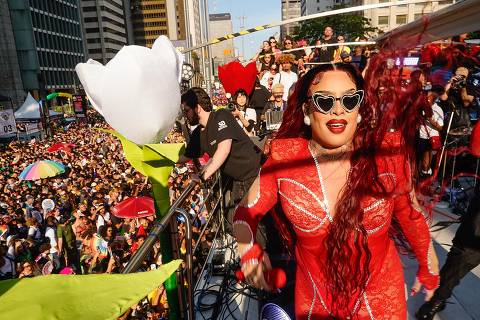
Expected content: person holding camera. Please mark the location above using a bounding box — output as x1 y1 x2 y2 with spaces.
439 67 475 130
178 87 262 212
230 89 257 137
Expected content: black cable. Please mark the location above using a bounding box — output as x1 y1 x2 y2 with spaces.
193 212 269 320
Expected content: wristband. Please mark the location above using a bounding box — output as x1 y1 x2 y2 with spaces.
240 243 263 265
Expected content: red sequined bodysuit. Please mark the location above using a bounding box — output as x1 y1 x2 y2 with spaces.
233 134 439 319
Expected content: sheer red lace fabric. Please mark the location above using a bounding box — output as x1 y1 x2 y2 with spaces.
234 133 439 319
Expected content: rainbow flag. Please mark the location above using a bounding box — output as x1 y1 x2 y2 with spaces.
91 235 109 259
0 225 7 238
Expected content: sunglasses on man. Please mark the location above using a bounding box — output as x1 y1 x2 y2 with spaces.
308 90 364 114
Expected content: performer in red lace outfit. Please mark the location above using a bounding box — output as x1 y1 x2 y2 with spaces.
233 64 440 319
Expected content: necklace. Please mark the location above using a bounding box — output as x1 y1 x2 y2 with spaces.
308 140 349 161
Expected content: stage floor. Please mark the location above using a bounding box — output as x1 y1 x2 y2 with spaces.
405 203 480 320
194 204 480 319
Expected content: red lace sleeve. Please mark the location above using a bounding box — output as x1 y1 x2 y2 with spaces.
233 155 279 241
392 155 440 290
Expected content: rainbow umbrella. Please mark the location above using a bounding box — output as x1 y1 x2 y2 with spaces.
19 160 65 181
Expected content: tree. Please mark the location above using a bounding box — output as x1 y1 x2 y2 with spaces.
294 5 378 44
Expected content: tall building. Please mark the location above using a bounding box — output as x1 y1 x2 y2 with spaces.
184 0 202 47
362 0 456 33
281 0 302 38
209 13 234 73
131 0 169 47
183 0 208 86
130 0 186 47
80 0 128 64
166 0 186 41
301 0 357 16
0 0 24 106
5 0 85 96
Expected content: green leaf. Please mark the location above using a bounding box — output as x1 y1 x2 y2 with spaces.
0 260 182 320
142 143 184 215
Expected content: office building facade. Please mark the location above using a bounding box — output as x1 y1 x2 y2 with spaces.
166 0 186 41
209 13 234 73
0 0 24 106
281 0 301 38
362 0 456 33
130 0 186 47
300 0 357 16
80 0 128 64
6 0 85 94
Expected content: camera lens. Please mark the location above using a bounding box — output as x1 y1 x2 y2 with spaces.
226 103 236 111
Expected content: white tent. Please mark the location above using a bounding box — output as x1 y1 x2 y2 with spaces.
14 93 63 122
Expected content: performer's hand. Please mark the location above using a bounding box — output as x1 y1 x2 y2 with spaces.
242 252 272 291
411 277 436 301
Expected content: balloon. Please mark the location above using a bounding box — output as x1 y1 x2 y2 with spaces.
218 61 258 96
41 199 55 212
75 36 184 145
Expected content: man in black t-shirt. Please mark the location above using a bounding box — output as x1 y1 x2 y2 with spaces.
318 26 336 63
439 67 475 131
178 87 262 206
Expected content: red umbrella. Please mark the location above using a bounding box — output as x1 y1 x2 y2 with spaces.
111 196 155 218
48 142 76 154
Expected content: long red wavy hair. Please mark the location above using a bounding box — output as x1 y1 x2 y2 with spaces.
274 59 429 314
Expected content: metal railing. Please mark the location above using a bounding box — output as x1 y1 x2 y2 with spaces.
122 173 229 320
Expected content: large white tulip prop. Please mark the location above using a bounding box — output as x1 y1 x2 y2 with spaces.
75 36 183 145
75 37 187 317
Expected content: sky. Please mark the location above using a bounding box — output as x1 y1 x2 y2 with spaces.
208 0 281 60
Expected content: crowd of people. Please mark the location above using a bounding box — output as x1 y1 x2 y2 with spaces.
0 111 216 319
220 27 479 180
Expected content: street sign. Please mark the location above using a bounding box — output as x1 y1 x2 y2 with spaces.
0 109 17 137
73 95 86 118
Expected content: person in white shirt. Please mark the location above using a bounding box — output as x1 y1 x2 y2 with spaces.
419 92 444 175
44 216 60 268
95 205 110 232
231 89 257 136
27 218 42 241
260 64 279 90
272 54 298 102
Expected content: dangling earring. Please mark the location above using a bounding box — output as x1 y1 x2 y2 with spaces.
304 115 311 126
356 114 362 124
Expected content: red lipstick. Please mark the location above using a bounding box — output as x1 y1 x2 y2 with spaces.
326 119 347 134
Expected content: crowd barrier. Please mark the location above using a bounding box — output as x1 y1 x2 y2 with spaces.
122 172 229 320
